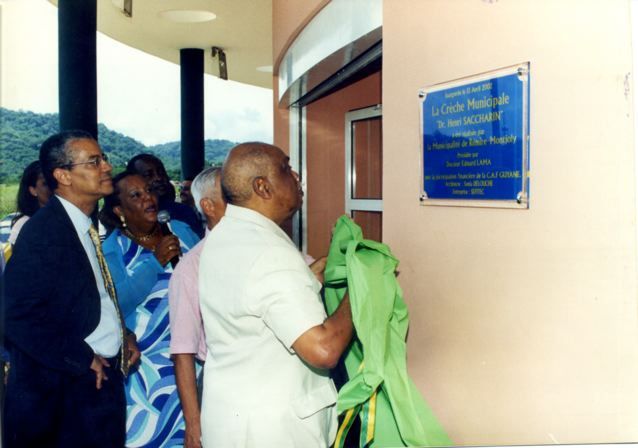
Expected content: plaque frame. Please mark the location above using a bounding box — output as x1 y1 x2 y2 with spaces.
418 63 530 209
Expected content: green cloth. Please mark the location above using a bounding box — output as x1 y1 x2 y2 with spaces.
324 215 451 448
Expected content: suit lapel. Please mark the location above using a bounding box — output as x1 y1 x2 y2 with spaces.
48 196 100 298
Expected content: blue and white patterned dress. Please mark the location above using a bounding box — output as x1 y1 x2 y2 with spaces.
103 221 200 447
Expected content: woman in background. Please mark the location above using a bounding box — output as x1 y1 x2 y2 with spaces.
8 160 51 246
2 160 51 399
100 170 199 447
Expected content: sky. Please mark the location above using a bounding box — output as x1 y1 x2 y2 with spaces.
0 0 273 146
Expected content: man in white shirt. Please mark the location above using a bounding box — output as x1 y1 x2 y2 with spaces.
3 130 139 447
199 142 353 447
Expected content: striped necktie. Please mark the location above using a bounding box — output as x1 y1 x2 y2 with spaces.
88 224 129 376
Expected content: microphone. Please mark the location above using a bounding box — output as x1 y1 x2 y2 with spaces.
157 210 180 268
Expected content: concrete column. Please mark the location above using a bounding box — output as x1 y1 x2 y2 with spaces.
180 48 205 179
58 0 97 138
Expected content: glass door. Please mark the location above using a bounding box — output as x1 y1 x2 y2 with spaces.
345 105 383 241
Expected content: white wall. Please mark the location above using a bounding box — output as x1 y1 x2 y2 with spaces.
383 0 638 444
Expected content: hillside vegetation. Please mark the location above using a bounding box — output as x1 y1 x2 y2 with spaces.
0 107 236 183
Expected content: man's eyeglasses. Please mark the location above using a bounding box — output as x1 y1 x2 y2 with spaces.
61 154 109 170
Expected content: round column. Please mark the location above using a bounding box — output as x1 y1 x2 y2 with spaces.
58 0 97 138
180 48 205 179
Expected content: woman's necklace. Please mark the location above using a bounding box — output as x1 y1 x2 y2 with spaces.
123 224 159 243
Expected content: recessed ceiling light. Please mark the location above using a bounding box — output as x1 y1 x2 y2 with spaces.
160 10 217 23
256 65 273 73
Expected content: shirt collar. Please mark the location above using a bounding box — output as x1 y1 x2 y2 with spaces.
56 194 93 235
225 204 293 243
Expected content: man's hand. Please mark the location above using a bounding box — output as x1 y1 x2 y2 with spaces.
126 333 141 368
184 420 202 448
90 355 110 390
309 256 327 284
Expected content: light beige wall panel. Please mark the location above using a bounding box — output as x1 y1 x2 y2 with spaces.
272 0 328 70
272 0 328 151
272 78 289 152
384 0 638 444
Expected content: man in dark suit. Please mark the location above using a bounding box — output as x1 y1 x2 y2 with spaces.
2 130 140 447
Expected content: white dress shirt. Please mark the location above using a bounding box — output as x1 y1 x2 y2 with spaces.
199 204 338 447
57 195 121 357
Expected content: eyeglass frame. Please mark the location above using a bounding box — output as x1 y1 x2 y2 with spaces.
60 153 110 170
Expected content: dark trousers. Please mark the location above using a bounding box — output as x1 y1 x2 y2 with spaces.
3 350 126 448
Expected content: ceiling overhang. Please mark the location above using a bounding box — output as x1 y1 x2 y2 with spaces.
49 0 273 89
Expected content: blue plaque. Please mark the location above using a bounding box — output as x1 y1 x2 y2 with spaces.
419 63 530 208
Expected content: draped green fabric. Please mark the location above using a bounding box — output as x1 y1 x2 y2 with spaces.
324 215 451 448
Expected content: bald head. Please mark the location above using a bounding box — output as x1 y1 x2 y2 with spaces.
221 142 302 224
222 142 281 205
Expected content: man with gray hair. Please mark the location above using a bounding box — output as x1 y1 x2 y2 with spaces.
168 167 226 448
